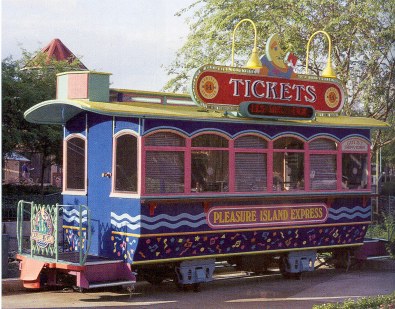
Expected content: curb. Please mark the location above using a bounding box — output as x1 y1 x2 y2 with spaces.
361 258 395 271
2 278 24 294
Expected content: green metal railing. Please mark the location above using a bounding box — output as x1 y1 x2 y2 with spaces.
17 200 91 265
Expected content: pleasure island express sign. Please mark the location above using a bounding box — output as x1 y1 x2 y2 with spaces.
207 204 328 229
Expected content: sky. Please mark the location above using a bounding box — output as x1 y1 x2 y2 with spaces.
2 0 196 92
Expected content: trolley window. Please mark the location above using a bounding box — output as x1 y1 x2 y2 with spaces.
144 131 185 194
341 138 370 190
191 134 229 192
309 138 338 190
235 135 268 192
342 153 368 189
65 136 86 191
114 133 138 193
273 136 305 191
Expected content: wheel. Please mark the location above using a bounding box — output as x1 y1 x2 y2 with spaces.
72 285 84 293
145 273 164 285
279 256 291 279
193 283 201 292
333 250 352 270
173 273 183 291
146 277 164 285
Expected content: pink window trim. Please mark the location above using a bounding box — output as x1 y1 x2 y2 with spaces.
228 139 235 192
141 132 371 196
307 137 339 192
340 138 371 192
63 134 87 194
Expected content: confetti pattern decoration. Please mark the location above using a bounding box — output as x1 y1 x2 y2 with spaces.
112 224 368 263
111 205 370 263
62 207 89 252
64 228 87 252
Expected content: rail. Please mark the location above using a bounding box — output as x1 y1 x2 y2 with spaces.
17 201 91 265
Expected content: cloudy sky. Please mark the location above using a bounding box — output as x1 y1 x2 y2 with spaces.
2 0 196 91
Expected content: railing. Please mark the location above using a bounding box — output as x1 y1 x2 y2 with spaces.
17 201 91 265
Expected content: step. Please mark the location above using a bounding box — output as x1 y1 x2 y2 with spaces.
88 279 136 289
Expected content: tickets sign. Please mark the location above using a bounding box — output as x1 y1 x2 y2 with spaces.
191 64 346 115
206 204 328 229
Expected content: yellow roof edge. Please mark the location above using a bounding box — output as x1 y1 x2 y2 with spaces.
24 99 390 129
57 71 112 76
111 88 190 98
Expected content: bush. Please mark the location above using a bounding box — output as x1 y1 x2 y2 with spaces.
381 182 395 195
2 184 61 195
313 292 395 308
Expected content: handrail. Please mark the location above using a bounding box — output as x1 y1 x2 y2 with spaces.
17 200 91 265
16 200 34 254
57 204 91 265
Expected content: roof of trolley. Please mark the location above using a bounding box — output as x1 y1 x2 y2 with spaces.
24 94 389 129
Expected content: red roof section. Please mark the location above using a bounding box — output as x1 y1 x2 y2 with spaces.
39 38 88 70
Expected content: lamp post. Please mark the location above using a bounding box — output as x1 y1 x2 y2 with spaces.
305 30 336 78
231 19 262 69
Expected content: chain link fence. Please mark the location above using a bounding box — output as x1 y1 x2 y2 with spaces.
2 193 62 221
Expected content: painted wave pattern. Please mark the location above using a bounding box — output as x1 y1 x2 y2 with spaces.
111 205 370 232
328 206 371 220
111 212 207 231
63 208 88 224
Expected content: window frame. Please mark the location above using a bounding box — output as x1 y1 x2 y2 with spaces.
140 129 371 197
233 134 269 193
307 137 339 191
340 137 371 191
111 130 140 197
272 135 306 192
190 132 230 193
63 133 87 195
142 130 187 195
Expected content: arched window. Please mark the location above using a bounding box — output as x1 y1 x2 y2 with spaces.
114 133 138 193
144 131 185 194
191 133 229 192
65 135 86 191
273 136 305 191
341 138 369 190
234 135 268 192
309 138 338 190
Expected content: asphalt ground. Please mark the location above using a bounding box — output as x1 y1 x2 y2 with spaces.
2 258 395 309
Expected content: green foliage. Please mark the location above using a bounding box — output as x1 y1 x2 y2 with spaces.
2 50 84 185
382 182 395 195
2 184 61 195
383 213 395 257
165 0 394 152
367 211 395 257
366 224 388 240
312 292 395 309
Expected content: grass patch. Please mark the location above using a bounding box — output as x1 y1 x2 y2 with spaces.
313 292 395 308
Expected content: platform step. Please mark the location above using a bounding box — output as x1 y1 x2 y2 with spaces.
88 280 135 289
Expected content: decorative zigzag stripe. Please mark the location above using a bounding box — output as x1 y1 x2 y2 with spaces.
63 208 88 224
111 212 207 231
328 212 371 220
329 206 370 214
328 206 371 220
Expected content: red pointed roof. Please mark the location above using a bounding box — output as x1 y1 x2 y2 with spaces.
26 38 88 70
41 38 88 69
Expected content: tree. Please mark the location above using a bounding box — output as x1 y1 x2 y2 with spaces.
2 50 84 191
164 0 394 153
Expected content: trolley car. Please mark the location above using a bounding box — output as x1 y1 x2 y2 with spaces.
17 27 388 291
